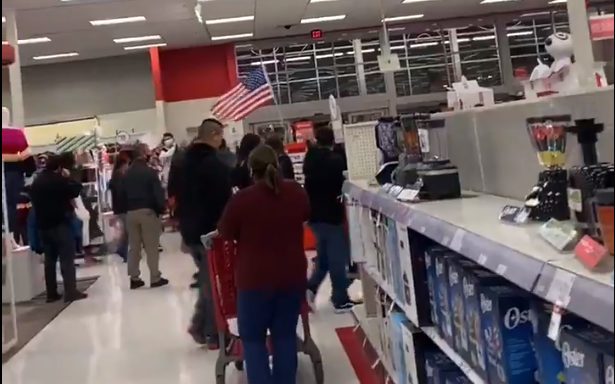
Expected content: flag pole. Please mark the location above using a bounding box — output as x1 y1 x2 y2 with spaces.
259 60 290 142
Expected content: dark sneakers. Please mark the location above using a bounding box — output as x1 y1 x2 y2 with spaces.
130 279 146 290
64 291 88 303
46 293 62 303
151 277 169 288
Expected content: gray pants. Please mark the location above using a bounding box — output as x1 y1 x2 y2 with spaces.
190 245 217 341
126 209 162 282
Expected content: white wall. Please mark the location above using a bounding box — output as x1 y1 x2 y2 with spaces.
2 53 155 126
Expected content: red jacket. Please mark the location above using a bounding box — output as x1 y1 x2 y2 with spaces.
218 179 310 291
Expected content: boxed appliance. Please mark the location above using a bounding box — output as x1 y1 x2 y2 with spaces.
461 267 506 380
479 285 537 384
402 322 431 384
604 353 614 384
389 312 408 384
386 218 404 303
530 301 588 384
434 251 457 347
425 350 459 384
425 247 450 326
447 257 480 360
560 326 614 384
445 375 472 384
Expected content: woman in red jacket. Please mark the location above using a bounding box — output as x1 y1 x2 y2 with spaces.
218 144 309 384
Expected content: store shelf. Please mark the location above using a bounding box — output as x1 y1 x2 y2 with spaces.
344 180 615 333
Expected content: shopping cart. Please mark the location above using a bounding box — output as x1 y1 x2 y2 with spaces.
200 231 324 384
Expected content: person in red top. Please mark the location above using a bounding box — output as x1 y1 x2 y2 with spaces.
218 144 309 384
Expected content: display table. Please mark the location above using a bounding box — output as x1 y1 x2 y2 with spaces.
2 246 44 304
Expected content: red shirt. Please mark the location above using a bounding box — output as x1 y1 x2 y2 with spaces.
217 179 310 291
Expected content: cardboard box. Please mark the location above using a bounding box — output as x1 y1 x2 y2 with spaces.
479 285 537 384
604 353 614 384
389 312 408 384
560 327 614 384
434 252 456 347
425 350 459 384
447 257 479 358
386 218 404 304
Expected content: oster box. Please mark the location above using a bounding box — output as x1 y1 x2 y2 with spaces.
461 267 505 380
445 373 472 384
434 252 457 347
425 350 459 384
604 353 614 384
560 327 614 384
425 247 450 327
479 285 537 384
389 312 408 384
447 257 479 359
530 301 588 384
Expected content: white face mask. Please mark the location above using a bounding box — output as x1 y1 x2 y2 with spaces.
163 138 174 148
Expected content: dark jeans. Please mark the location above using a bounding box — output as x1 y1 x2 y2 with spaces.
307 223 351 306
116 214 128 261
189 245 217 341
237 289 303 384
39 224 78 297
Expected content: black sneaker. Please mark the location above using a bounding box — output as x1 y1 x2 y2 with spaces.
190 281 200 289
64 291 88 303
46 293 62 303
130 279 146 290
151 277 169 288
333 301 355 314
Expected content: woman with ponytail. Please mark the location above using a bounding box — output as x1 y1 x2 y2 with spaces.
218 144 310 384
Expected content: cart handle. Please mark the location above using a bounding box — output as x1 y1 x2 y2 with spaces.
200 231 219 250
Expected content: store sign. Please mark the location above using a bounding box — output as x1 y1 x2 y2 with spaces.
293 120 314 143
589 15 614 41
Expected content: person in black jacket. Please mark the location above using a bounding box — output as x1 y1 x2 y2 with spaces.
122 143 168 290
108 158 129 262
265 136 295 180
303 127 354 313
231 133 261 190
176 118 233 347
30 154 87 303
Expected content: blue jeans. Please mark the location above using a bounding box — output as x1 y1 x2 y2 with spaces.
307 223 351 306
237 289 302 384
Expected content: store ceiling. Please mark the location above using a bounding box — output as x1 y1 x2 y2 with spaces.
2 0 568 66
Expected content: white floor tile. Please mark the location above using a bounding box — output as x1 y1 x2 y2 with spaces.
2 234 360 384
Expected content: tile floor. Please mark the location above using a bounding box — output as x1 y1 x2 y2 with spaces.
1 234 362 384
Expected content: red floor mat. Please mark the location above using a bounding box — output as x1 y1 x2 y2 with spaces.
336 326 383 384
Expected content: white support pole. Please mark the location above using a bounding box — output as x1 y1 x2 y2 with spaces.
566 0 598 88
378 29 398 116
448 29 463 82
5 10 26 127
353 39 368 96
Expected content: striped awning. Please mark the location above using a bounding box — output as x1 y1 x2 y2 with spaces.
55 134 98 153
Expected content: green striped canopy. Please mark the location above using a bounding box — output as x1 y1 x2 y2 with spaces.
55 134 97 153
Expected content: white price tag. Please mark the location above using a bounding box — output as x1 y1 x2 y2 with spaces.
420 226 426 234
449 229 465 252
547 302 564 341
496 264 508 276
478 254 488 266
546 269 576 308
442 236 451 247
397 188 420 202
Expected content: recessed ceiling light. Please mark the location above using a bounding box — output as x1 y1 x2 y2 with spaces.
507 31 533 37
251 59 278 66
90 16 146 26
124 43 167 51
18 37 52 45
382 14 424 22
210 33 254 41
33 52 79 60
113 35 162 44
301 15 346 24
480 0 517 3
410 42 439 48
473 35 496 41
204 16 254 25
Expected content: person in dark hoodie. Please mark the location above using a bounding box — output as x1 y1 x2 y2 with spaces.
231 133 261 189
108 158 129 262
265 135 295 180
303 127 354 313
176 118 233 348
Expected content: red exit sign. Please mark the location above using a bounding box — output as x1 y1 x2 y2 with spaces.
311 29 323 39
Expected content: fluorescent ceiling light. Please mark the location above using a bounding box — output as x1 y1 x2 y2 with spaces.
410 42 439 48
310 0 340 2
211 33 253 41
301 15 346 24
347 48 375 55
388 27 406 32
251 59 278 66
90 16 146 26
124 43 167 51
285 56 312 62
507 31 533 37
18 37 52 45
391 45 405 51
33 52 79 60
315 52 344 59
382 14 424 22
481 0 517 3
205 15 254 25
114 35 162 44
473 35 496 41
2 17 5 23
402 0 436 3
549 0 566 3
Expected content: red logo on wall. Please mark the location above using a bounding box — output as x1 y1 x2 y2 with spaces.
589 15 614 41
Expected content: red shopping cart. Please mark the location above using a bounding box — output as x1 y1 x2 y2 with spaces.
200 232 324 384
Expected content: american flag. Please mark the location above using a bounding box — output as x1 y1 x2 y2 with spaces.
211 67 274 122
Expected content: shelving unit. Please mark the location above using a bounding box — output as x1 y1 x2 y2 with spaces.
345 179 614 384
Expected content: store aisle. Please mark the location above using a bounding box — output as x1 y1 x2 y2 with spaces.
1 234 362 384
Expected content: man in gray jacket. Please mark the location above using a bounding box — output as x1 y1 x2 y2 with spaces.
122 143 168 290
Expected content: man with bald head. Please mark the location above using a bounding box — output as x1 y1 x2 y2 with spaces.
123 142 168 290
175 118 233 347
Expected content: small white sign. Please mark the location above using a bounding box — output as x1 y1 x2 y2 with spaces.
116 130 130 144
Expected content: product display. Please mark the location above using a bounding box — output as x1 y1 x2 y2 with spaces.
560 326 614 384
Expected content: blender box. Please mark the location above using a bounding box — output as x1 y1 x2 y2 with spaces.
530 301 588 384
389 312 408 384
461 267 506 380
560 326 614 384
402 322 430 384
385 218 404 305
447 257 480 359
479 285 537 384
425 247 451 326
433 250 457 346
604 353 614 384
425 350 459 384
